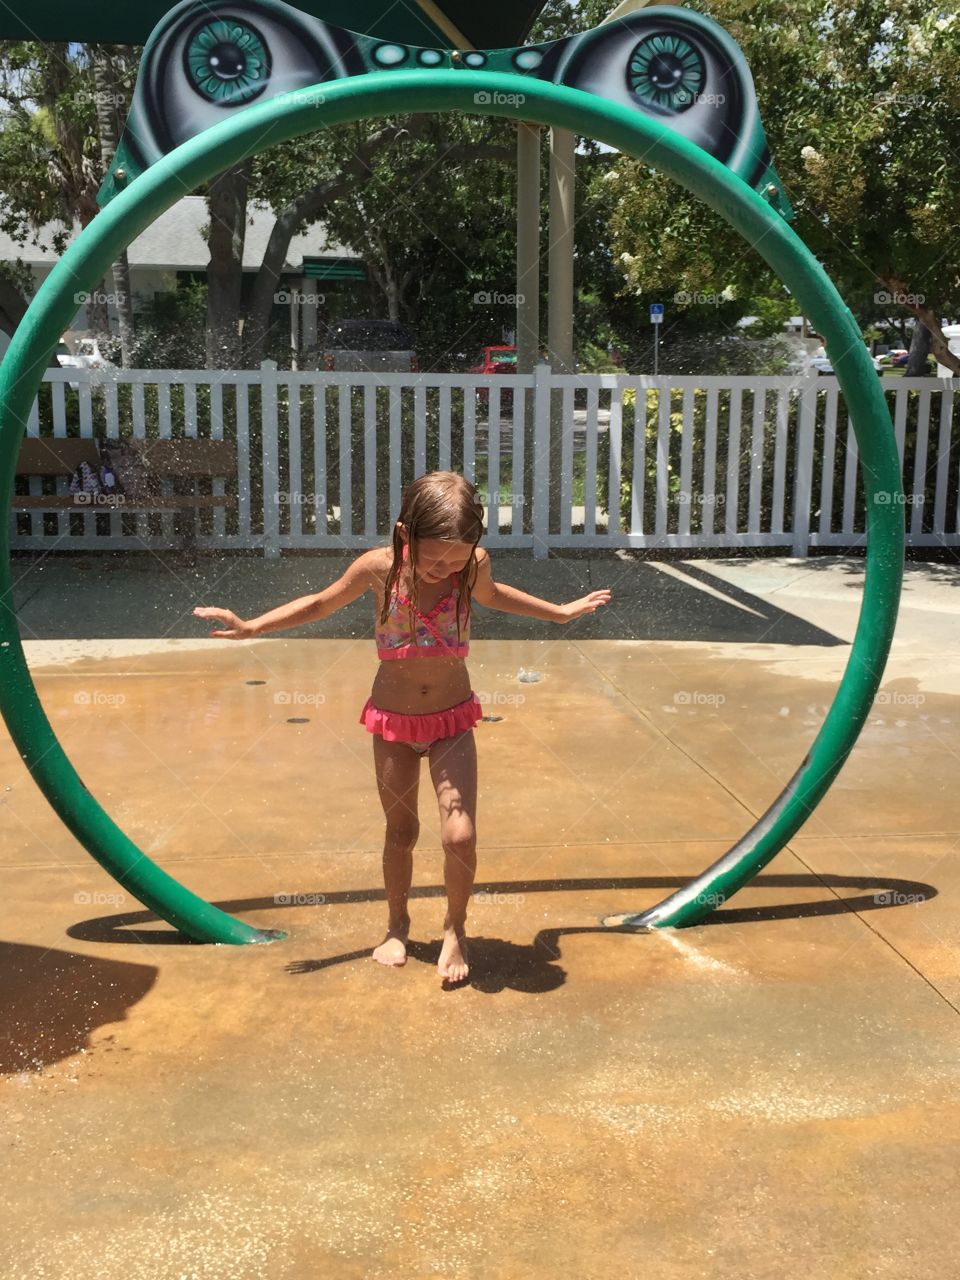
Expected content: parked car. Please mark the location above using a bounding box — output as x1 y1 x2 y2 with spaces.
468 345 517 408
57 336 115 372
56 336 115 388
809 347 884 376
307 319 418 373
468 345 517 376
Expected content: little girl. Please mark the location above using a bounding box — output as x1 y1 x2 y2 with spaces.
193 470 611 983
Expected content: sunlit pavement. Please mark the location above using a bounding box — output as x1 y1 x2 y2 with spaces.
2 551 959 1278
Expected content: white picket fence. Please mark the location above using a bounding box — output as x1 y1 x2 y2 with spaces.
10 363 960 558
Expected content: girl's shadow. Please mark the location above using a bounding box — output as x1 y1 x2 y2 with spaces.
68 873 939 996
286 933 568 993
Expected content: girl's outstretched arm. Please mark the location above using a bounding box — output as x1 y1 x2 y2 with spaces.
471 549 611 623
193 551 377 639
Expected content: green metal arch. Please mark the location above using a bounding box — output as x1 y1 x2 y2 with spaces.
0 70 904 942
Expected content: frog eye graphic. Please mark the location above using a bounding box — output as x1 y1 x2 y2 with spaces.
122 0 363 173
551 14 758 173
185 18 272 105
626 33 705 112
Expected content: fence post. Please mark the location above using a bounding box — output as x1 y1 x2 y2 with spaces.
532 362 551 560
260 359 281 560
792 374 818 557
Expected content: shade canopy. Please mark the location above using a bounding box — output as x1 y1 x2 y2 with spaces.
0 0 547 47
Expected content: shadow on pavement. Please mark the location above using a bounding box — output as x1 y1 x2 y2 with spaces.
0 940 157 1073
10 550 848 646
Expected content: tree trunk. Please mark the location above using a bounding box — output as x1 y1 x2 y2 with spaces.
364 259 397 322
384 271 401 323
905 318 932 377
0 273 29 338
206 161 250 369
879 274 960 375
86 280 110 336
0 272 61 366
92 47 135 365
242 206 302 367
109 253 135 365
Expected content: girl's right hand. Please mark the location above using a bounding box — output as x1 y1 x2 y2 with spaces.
192 606 257 640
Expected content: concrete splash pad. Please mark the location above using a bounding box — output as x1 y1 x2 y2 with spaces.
3 573 960 1275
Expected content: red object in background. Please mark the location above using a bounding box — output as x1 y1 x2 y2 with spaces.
467 345 517 375
467 345 517 408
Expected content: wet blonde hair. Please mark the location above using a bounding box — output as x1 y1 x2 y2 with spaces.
379 471 486 648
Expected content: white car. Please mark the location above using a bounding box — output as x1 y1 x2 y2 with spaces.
809 348 884 376
57 337 115 371
56 337 115 389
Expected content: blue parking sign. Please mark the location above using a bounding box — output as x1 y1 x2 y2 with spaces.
650 303 664 324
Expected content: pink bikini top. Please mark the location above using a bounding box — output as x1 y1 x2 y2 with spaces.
375 544 470 660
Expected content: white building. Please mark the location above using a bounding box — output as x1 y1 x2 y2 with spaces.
0 195 363 356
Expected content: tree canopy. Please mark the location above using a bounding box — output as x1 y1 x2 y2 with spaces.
0 0 956 371
606 0 960 371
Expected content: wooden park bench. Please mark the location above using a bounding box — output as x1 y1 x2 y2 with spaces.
13 437 238 552
13 437 238 510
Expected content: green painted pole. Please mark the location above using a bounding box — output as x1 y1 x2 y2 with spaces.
0 71 903 940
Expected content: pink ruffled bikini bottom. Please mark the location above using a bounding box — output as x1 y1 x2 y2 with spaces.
359 692 484 754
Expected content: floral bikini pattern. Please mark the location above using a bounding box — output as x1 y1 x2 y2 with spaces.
375 572 470 658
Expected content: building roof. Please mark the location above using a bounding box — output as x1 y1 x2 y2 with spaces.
0 197 359 274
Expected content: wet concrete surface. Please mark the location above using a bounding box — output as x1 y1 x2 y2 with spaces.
2 552 960 1277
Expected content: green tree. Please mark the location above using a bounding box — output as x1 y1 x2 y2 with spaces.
88 44 136 365
606 0 960 373
238 0 614 370
243 113 517 369
0 41 138 352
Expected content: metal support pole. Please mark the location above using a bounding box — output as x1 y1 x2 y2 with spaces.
516 122 541 376
289 287 300 370
544 127 576 542
301 274 317 362
547 127 575 374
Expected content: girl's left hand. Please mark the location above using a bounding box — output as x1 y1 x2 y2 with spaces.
192 605 257 639
561 590 612 621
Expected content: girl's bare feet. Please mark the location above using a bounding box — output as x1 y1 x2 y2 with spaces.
372 920 410 967
438 924 469 982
